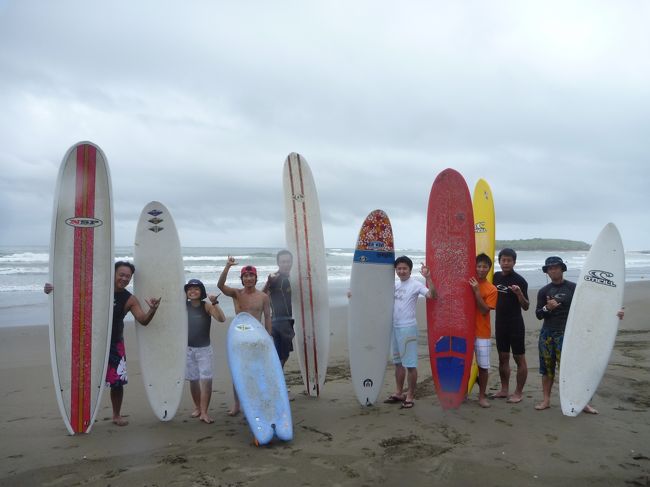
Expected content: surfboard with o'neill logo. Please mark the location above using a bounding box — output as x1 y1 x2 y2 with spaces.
48 141 114 434
348 209 395 406
560 223 625 416
283 153 329 397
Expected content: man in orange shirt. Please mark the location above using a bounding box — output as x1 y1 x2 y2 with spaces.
469 253 498 408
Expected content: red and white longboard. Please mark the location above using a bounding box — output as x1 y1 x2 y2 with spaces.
283 153 329 397
49 141 114 434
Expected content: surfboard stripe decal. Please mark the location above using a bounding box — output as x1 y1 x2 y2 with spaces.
70 144 96 432
296 154 320 396
287 157 312 394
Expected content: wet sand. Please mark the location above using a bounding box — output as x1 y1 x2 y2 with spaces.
1 281 649 486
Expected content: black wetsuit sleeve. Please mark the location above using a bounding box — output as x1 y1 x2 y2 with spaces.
535 286 547 320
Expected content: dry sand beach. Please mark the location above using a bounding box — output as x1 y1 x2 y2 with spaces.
1 281 649 486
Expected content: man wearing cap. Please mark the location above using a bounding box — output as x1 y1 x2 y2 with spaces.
184 278 225 424
218 256 272 416
534 256 623 413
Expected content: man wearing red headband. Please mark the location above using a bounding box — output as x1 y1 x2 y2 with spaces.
218 255 272 416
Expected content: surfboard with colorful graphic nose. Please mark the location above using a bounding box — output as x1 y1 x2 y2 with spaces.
348 209 395 406
426 168 476 409
49 141 114 434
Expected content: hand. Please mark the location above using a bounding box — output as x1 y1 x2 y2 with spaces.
617 308 625 320
146 297 161 309
469 277 479 292
545 297 560 311
226 256 237 267
44 282 53 294
346 290 352 299
420 264 430 278
209 293 220 305
509 284 522 296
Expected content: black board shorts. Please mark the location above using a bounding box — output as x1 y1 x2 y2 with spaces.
495 319 526 355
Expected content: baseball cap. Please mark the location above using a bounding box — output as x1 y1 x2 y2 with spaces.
240 265 257 277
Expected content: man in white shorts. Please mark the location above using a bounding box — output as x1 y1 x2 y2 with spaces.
384 256 436 409
469 253 498 408
185 279 225 424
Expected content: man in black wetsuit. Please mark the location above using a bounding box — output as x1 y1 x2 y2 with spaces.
492 248 530 403
263 250 294 369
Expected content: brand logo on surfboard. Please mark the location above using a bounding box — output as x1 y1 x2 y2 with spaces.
584 270 616 287
148 209 163 217
148 225 164 233
475 221 487 233
292 193 304 202
235 323 252 332
65 217 103 228
148 217 163 224
363 378 373 388
367 241 384 250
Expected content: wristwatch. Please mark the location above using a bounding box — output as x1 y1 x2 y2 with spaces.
542 305 549 313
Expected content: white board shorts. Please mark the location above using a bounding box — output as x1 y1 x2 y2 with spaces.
475 338 491 370
392 324 418 368
186 345 214 380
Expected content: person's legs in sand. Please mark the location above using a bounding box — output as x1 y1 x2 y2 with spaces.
478 367 490 408
228 386 240 416
494 351 511 398
110 386 128 426
190 380 202 418
507 353 527 403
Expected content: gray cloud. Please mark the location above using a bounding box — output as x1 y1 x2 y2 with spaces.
1 0 648 250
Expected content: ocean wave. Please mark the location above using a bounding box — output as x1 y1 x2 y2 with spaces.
0 267 49 275
0 253 49 263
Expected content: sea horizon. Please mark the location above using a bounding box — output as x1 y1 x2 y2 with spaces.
1 245 649 328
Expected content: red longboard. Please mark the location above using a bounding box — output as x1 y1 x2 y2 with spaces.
426 168 476 409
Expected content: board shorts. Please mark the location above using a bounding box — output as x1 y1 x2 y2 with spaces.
392 323 418 368
186 345 214 381
105 338 128 388
272 319 295 362
538 328 564 380
495 319 526 355
475 338 491 370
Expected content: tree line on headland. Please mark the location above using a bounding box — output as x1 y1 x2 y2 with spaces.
495 238 590 251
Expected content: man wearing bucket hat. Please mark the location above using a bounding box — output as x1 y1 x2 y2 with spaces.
534 256 624 413
218 256 272 416
534 256 578 411
184 278 225 424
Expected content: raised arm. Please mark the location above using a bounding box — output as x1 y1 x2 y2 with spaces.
126 295 160 326
218 256 238 298
205 298 226 323
469 277 490 314
421 264 437 299
510 284 529 311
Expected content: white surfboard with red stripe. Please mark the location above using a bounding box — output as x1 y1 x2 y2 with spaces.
49 141 113 435
283 153 329 397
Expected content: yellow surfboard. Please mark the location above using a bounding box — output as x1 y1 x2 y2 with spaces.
467 178 495 394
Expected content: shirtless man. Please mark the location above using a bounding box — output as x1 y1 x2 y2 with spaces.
218 256 272 416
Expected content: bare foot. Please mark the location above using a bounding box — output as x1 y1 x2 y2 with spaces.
227 407 240 417
112 416 129 426
583 404 599 414
478 398 491 408
534 401 550 410
199 413 214 424
191 409 200 418
507 394 523 404
490 391 508 399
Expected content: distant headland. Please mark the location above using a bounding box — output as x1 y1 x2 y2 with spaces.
495 238 590 251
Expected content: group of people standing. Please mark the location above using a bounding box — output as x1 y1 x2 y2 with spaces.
46 246 624 427
382 248 624 413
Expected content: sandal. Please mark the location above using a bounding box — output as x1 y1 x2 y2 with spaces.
383 394 406 404
400 400 415 409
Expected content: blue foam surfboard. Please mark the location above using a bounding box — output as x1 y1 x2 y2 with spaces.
227 312 293 444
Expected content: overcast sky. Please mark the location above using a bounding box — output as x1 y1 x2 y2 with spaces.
1 1 648 251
